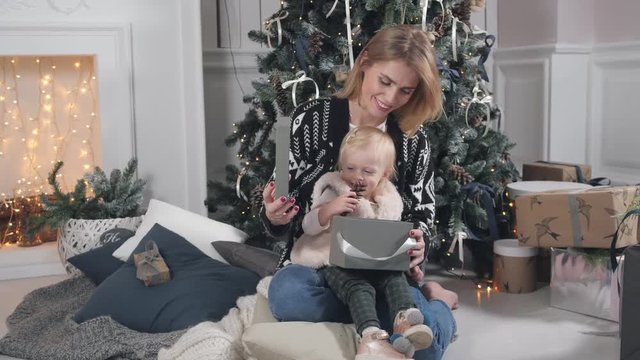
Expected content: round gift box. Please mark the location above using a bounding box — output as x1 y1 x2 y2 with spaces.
506 180 591 199
493 239 538 293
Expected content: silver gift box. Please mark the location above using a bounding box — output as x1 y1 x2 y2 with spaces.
329 216 414 271
550 248 622 322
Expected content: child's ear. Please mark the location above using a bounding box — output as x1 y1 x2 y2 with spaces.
383 168 393 179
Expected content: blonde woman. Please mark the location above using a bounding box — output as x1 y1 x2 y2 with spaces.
262 25 458 360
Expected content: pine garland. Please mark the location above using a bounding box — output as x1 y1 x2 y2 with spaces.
28 159 145 235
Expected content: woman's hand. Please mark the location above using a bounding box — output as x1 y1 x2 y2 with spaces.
407 229 426 282
263 181 299 226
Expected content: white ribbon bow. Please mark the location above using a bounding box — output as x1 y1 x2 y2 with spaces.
265 10 289 48
338 233 416 260
281 70 320 107
326 0 354 69
235 167 248 202
421 0 444 32
448 231 468 272
465 78 493 136
451 14 470 62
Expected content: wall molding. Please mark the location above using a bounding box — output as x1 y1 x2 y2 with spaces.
494 57 549 166
494 43 592 61
588 41 640 184
203 48 267 72
495 41 640 183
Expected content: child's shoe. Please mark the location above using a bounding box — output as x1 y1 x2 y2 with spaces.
355 330 409 360
393 308 433 350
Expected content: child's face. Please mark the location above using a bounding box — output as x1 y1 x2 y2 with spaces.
340 144 388 200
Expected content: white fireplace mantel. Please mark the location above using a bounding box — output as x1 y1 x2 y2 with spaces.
0 23 135 171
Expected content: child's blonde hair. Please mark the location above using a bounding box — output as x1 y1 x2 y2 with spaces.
337 126 396 179
336 25 443 137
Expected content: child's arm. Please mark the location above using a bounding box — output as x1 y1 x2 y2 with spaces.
317 192 359 227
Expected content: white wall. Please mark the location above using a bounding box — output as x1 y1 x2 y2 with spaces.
0 0 207 214
495 0 640 184
201 0 279 185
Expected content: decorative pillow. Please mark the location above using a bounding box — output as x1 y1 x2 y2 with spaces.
112 199 248 262
75 223 260 333
66 228 135 284
242 285 357 360
212 241 280 278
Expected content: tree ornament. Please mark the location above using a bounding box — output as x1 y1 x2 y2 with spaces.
469 0 486 12
427 31 437 44
452 0 471 24
308 32 324 55
333 64 349 84
450 164 474 185
270 74 291 116
250 183 265 212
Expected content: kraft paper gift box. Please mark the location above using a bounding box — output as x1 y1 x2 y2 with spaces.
515 186 640 248
329 216 414 271
620 245 640 360
550 248 621 322
522 161 591 182
133 240 171 286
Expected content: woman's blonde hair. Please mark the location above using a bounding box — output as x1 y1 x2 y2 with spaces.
336 25 443 137
337 126 396 179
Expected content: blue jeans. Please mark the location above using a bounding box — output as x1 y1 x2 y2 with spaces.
269 264 457 360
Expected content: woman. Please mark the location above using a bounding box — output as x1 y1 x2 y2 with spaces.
261 25 457 360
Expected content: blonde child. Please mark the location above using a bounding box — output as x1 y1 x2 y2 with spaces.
290 126 432 359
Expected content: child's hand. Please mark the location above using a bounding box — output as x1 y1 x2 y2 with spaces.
318 192 358 226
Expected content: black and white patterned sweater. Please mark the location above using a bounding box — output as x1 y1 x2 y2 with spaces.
262 96 436 264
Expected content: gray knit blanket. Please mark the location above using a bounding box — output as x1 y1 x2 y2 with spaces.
0 277 185 360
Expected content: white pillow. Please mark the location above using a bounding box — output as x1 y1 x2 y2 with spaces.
112 199 247 263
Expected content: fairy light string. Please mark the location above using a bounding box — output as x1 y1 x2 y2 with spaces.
0 55 100 245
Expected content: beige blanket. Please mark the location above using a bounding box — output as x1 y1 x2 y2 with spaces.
157 277 271 360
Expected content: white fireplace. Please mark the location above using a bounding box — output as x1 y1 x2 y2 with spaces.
0 1 207 279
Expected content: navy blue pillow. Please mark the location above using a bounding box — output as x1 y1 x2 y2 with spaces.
67 228 135 284
74 223 260 333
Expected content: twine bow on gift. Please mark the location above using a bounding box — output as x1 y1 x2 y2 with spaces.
135 240 170 285
265 10 289 48
281 70 320 107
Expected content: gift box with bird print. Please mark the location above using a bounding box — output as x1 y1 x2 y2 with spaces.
514 186 640 248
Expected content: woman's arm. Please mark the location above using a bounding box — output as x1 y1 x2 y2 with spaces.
260 99 329 237
401 126 436 237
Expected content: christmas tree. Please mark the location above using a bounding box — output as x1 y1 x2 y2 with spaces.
206 0 519 263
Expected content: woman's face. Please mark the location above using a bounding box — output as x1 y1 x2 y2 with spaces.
358 58 419 121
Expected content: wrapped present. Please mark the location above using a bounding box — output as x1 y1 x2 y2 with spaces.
515 186 640 248
133 240 171 286
620 245 640 359
522 161 591 183
550 248 621 322
329 216 414 271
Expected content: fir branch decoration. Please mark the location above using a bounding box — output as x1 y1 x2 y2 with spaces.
28 159 145 235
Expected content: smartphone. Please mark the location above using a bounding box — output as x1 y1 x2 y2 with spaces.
274 116 290 199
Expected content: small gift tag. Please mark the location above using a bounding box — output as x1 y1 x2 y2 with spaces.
133 240 171 287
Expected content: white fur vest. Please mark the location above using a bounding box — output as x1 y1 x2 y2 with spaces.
290 171 403 268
